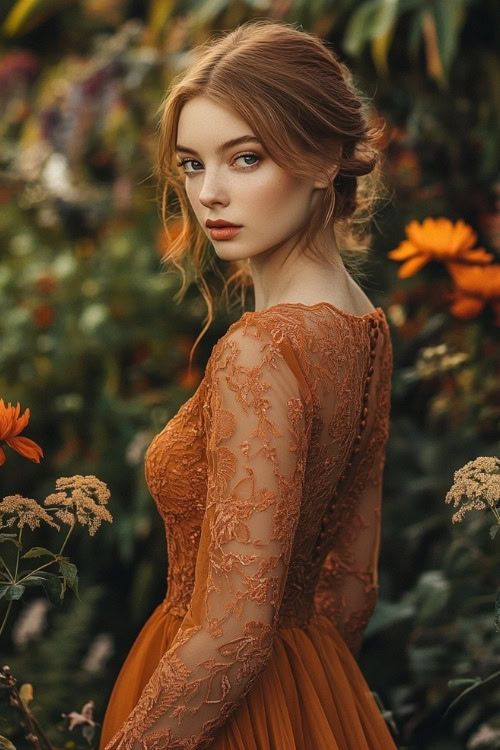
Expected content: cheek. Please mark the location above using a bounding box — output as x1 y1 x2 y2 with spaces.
247 170 311 219
185 183 204 220
184 180 197 204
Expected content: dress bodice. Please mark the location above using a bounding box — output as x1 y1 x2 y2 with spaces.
145 303 392 649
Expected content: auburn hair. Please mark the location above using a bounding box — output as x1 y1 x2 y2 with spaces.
152 19 388 370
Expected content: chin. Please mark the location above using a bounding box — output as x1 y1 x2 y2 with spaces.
212 245 246 258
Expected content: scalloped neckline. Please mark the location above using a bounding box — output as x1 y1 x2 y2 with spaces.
242 300 386 323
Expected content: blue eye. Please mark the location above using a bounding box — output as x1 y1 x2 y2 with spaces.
235 153 260 167
175 158 202 172
175 152 261 175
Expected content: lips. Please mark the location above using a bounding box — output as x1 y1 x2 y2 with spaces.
208 225 242 240
205 219 241 228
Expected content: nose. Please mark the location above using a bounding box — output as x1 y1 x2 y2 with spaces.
198 169 229 208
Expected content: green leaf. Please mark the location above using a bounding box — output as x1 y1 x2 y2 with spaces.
371 21 398 77
0 584 11 600
444 670 500 717
490 524 499 540
58 560 80 600
2 583 25 600
36 572 64 606
432 0 469 78
0 534 22 551
414 570 450 622
190 0 231 29
22 546 56 559
148 0 176 40
2 0 71 38
18 576 46 587
343 0 382 57
343 0 399 58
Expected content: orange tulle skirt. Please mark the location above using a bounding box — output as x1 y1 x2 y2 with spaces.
99 604 398 750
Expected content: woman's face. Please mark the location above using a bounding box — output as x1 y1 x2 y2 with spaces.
175 96 328 262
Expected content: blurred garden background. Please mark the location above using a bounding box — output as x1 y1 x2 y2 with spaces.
0 0 499 748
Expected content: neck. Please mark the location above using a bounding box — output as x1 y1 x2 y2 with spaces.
248 229 348 311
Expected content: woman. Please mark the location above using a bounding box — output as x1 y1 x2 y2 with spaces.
99 19 397 750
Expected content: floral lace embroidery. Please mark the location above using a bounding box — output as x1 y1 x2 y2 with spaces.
103 305 393 750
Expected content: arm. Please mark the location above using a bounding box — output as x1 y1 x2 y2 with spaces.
313 330 392 661
313 441 386 660
103 325 310 750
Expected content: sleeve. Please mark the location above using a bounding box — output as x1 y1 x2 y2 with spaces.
103 324 310 750
313 441 386 660
313 329 393 661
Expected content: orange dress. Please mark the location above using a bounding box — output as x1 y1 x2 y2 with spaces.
99 301 397 750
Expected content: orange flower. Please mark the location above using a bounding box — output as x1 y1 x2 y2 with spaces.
0 399 44 466
446 262 500 325
388 217 494 278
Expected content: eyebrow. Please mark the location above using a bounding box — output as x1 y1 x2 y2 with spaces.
175 135 262 156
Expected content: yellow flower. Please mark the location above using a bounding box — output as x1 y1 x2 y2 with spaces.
446 262 500 324
0 399 43 466
445 456 500 524
44 475 112 536
0 495 60 531
388 217 493 278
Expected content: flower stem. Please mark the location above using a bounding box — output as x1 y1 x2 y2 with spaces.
15 523 74 584
14 525 22 578
0 554 13 581
0 527 24 638
16 560 59 584
58 522 74 556
0 599 13 638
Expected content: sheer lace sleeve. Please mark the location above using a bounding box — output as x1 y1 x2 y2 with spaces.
313 320 392 661
313 441 386 660
103 323 311 750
